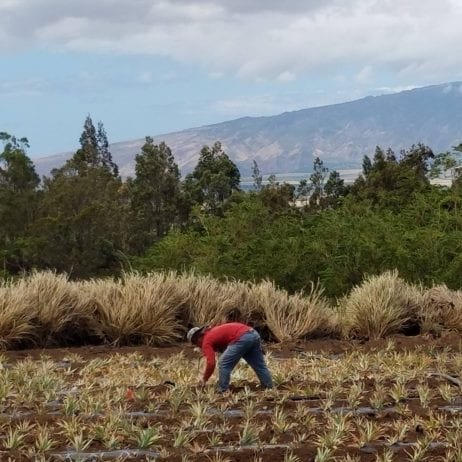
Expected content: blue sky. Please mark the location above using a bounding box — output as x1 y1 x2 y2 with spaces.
2 0 462 158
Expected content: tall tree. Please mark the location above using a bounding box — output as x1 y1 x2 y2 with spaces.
129 137 181 253
251 160 263 191
183 142 240 215
97 121 119 177
400 143 434 180
33 170 126 277
0 133 40 274
324 170 346 206
308 157 329 206
31 119 126 277
351 144 433 209
362 155 373 176
67 115 118 176
431 143 462 187
296 179 311 208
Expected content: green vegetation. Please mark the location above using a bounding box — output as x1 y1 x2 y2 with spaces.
1 118 462 302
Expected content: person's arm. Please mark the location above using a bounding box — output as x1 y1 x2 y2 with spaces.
201 339 216 382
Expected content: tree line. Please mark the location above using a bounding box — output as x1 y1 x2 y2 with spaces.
1 116 462 298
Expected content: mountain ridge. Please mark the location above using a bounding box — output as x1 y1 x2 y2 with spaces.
34 82 462 178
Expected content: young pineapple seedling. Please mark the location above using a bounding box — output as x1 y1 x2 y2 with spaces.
315 427 347 451
442 448 462 462
370 388 387 411
189 400 211 429
272 406 295 434
173 426 195 448
445 423 462 449
283 451 301 462
132 425 162 450
63 395 80 416
34 424 56 453
69 431 92 452
207 432 222 447
354 418 383 448
386 420 408 446
169 389 186 412
239 420 259 446
314 446 334 462
58 416 86 448
3 427 28 450
375 448 394 462
321 389 336 412
335 455 361 462
243 400 257 421
416 383 433 409
389 379 408 404
188 440 208 454
293 431 310 444
405 437 431 462
205 452 232 462
438 383 457 405
347 382 364 409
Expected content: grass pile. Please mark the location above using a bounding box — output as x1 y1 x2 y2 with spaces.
420 284 462 333
246 280 335 342
340 270 423 339
15 271 96 346
0 282 35 349
1 269 462 349
81 272 187 346
178 273 252 326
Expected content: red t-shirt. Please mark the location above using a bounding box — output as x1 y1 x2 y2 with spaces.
199 322 252 382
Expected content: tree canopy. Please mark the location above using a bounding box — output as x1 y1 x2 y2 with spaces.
1 124 462 300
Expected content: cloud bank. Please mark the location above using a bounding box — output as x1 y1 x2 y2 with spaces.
1 0 462 83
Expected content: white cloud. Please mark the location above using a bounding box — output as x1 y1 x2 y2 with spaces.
276 71 296 82
209 71 224 79
374 85 418 94
356 66 373 84
1 0 462 84
212 95 276 115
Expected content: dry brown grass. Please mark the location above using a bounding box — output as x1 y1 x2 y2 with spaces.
0 282 36 349
14 271 97 346
2 269 462 349
82 272 187 346
246 280 335 342
420 284 462 332
178 273 256 326
341 270 423 339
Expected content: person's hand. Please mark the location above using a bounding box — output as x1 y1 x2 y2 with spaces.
197 378 206 387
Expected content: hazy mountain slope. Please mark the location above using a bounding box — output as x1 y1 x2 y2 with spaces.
34 82 462 177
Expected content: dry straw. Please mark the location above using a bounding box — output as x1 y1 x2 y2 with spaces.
0 282 36 349
3 269 462 350
14 271 97 346
341 270 423 339
246 280 335 342
420 284 462 332
178 273 254 326
83 272 187 346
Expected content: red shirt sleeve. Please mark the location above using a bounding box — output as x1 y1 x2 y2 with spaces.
201 338 216 382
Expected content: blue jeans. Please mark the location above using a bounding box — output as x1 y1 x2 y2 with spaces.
218 330 273 392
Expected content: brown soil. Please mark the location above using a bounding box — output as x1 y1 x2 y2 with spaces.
0 333 460 461
3 331 460 363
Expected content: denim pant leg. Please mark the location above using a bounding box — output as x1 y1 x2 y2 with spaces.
242 332 273 389
218 333 254 392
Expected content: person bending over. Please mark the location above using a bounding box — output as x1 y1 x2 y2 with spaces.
187 322 273 392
